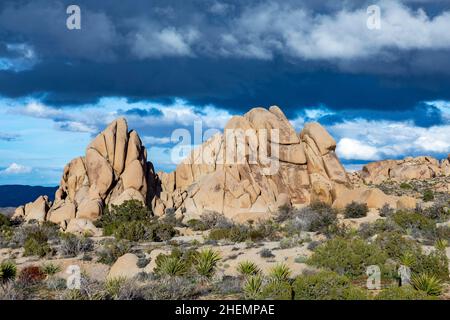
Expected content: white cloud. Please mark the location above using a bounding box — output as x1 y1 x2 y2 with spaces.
330 119 450 160
336 138 380 160
1 163 32 175
131 26 199 58
142 135 171 145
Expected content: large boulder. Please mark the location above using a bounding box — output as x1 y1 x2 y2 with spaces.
19 118 151 232
361 156 447 184
153 106 349 222
107 253 142 280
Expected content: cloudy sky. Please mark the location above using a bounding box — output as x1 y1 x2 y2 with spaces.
0 0 450 186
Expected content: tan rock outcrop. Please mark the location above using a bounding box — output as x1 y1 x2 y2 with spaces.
19 118 151 232
152 106 349 222
360 156 448 184
107 253 141 280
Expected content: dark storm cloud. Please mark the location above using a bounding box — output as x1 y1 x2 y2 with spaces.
0 0 450 119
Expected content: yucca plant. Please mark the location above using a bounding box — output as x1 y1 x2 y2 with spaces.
237 261 261 277
0 260 17 284
434 239 448 252
400 252 416 267
243 275 263 300
157 256 187 277
105 277 127 298
41 263 61 276
269 263 291 282
411 273 443 296
194 248 221 278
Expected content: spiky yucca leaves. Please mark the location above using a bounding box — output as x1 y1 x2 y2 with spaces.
156 256 187 277
0 260 17 283
41 263 61 276
237 261 261 277
269 263 292 282
434 239 448 252
194 249 220 278
243 275 263 300
411 273 443 296
400 252 415 267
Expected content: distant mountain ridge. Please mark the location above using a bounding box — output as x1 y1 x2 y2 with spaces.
0 185 57 207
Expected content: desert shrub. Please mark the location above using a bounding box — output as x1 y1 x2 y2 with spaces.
0 214 11 228
96 200 177 242
0 281 26 300
259 280 292 300
212 276 242 295
200 211 233 229
308 237 388 279
0 260 17 283
208 222 278 243
97 239 131 265
24 237 52 257
411 273 443 296
276 204 292 222
379 204 395 217
423 199 450 222
375 286 434 300
59 233 94 257
375 231 420 260
359 219 400 239
409 250 449 280
237 261 261 277
18 266 45 285
434 239 448 251
293 271 368 300
284 203 337 235
344 202 369 219
391 210 435 234
41 263 61 276
143 277 201 300
423 189 434 202
105 277 144 300
63 275 106 300
259 248 275 258
186 219 208 231
194 248 220 278
243 275 263 300
400 182 413 190
269 263 291 282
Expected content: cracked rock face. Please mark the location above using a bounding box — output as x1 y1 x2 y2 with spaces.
14 106 356 227
356 155 450 185
151 106 349 223
14 118 150 229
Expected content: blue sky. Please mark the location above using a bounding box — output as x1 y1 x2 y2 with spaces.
0 0 450 186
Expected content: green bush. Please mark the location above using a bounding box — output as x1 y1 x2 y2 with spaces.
0 260 17 283
97 239 131 265
208 222 278 242
423 189 434 202
186 219 208 231
409 250 449 280
391 211 435 233
375 286 434 300
344 202 369 219
308 237 388 279
259 280 292 300
293 271 368 300
41 263 61 276
400 183 413 190
0 214 11 228
23 237 52 257
375 231 420 260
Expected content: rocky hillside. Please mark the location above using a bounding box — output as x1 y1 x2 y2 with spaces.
12 106 450 232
